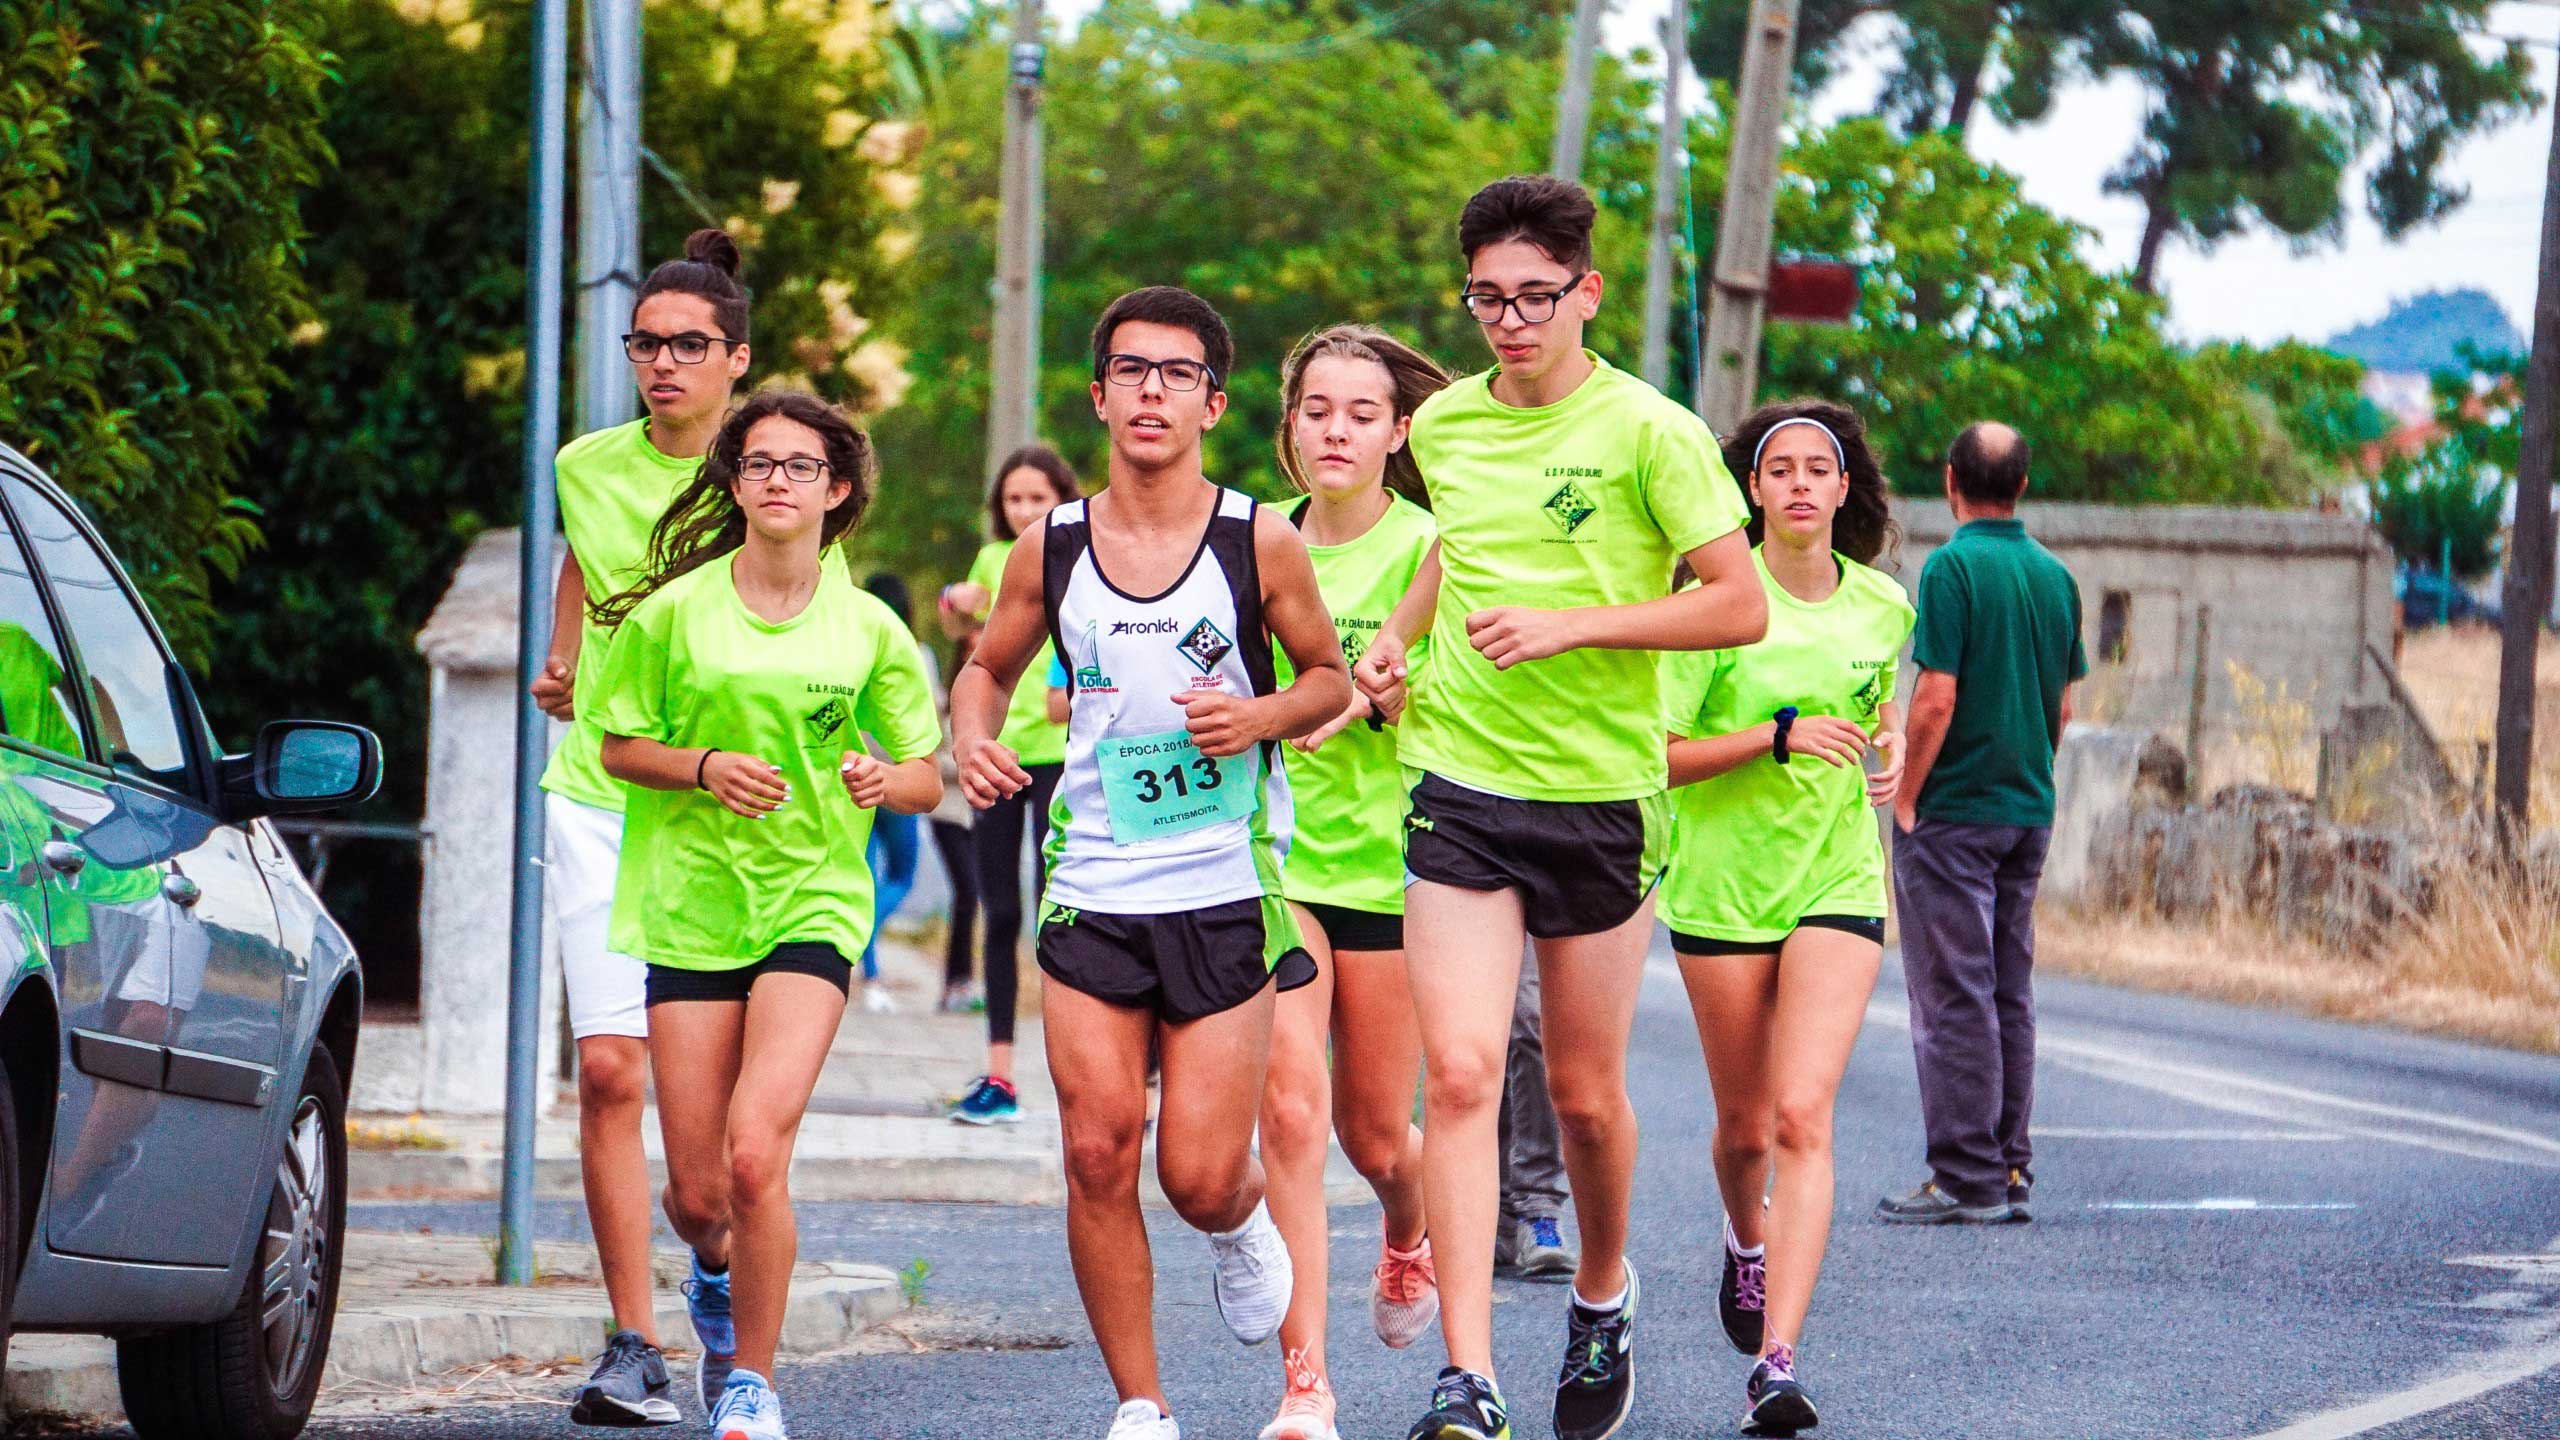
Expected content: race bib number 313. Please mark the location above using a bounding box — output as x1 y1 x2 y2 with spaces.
1095 727 1253 845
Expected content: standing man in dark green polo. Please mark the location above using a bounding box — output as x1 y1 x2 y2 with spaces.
1879 421 2086 1227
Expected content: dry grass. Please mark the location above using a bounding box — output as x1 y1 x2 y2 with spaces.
2397 623 2560 825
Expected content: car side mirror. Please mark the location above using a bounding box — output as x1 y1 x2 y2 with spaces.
220 721 383 821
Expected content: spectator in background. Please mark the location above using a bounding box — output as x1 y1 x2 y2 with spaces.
1878 422 2086 1228
932 631 985 1015
859 571 927 1013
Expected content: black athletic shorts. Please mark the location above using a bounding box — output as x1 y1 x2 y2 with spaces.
1402 772 1663 940
1669 914 1886 957
1036 896 1317 1023
645 941 853 1006
1293 900 1403 953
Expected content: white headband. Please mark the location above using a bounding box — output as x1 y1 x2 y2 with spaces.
1752 416 1845 472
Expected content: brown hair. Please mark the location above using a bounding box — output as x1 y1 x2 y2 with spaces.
986 444 1082 541
1458 174 1597 271
1273 325 1451 509
636 228 751 343
1720 399 1899 567
592 389 874 625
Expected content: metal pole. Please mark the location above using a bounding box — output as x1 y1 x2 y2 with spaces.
1640 0 1689 391
1550 0 1608 183
2496 88 2560 844
984 0 1045 466
1696 0 1800 432
575 0 642 435
500 0 571 1287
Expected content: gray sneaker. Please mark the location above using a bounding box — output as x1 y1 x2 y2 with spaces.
569 1329 680 1427
2006 1167 2034 1223
1513 1213 1577 1281
1876 1180 2012 1225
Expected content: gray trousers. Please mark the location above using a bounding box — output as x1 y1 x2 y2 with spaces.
1498 950 1568 1219
1892 818 2051 1208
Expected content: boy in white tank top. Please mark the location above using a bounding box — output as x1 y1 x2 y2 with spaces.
951 287 1354 1440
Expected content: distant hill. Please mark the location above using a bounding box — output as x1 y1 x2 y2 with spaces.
2326 289 2525 375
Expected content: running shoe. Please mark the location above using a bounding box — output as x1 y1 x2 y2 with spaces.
1741 1343 1817 1436
1719 1226 1766 1355
949 1074 1022 1125
709 1368 785 1440
1875 1180 2011 1225
1406 1366 1510 1440
861 984 897 1014
1208 1201 1294 1345
1515 1214 1577 1281
1258 1347 1341 1440
1107 1398 1182 1440
568 1329 680 1426
1552 1261 1638 1440
682 1254 737 1413
1370 1235 1440 1349
2006 1166 2034 1223
938 981 986 1013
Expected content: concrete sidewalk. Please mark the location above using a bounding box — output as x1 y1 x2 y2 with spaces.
352 932 1366 1208
4 1231 901 1428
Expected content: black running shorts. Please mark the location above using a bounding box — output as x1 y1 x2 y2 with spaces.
1293 900 1404 953
1669 914 1887 957
1036 896 1317 1023
1402 772 1663 940
645 941 852 1006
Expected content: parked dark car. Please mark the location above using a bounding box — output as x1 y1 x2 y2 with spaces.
2396 565 2502 629
0 441 380 1439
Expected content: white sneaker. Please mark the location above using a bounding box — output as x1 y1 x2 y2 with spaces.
862 984 896 1014
1207 1200 1294 1345
709 1369 786 1440
1106 1398 1182 1440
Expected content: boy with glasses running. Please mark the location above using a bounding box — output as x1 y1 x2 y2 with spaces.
1356 175 1766 1440
953 286 1353 1440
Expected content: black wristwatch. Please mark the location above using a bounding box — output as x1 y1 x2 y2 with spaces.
1772 707 1799 765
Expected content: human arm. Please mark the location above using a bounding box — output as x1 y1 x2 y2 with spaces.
1463 527 1766 668
1894 670 1955 832
937 580 991 641
531 546 585 719
1352 539 1439 722
1866 700 1904 807
601 736 790 817
839 753 940 814
1665 713 1871 788
949 529 1046 806
1176 511 1353 756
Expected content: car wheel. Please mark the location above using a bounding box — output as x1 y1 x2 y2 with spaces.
117 1048 346 1440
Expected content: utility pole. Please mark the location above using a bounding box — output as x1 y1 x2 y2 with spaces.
2495 90 2560 846
575 0 642 435
984 0 1045 467
1550 0 1609 183
501 0 570 1287
1696 0 1800 433
1640 0 1689 391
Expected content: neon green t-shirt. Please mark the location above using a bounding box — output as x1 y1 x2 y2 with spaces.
1398 354 1748 802
1659 549 1915 943
966 539 1067 768
591 554 943 970
1275 493 1436 917
541 419 704 812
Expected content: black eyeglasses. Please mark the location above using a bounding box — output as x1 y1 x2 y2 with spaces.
738 454 831 485
1458 274 1588 326
623 331 741 365
1100 353 1219 393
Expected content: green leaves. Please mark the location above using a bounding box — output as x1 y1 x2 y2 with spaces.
2371 347 2525 581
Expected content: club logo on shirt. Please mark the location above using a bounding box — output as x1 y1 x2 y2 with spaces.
804 696 849 746
1850 662 1888 721
1542 480 1598 537
1177 617 1233 675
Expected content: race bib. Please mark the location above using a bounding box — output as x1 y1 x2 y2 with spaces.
1094 727 1253 845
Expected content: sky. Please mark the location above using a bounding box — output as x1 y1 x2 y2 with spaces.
1036 0 2560 348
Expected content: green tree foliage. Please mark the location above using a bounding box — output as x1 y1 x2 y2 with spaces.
0 2 332 658
2370 348 2523 581
206 0 919 806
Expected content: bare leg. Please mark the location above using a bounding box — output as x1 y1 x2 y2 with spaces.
1045 982 1162 1409
1405 881 1528 1380
648 1000 747 1270
1154 984 1277 1234
1760 930 1880 1351
1265 914 1339 1377
576 1033 660 1340
1673 952 1781 1251
1533 895 1656 1306
722 973 848 1376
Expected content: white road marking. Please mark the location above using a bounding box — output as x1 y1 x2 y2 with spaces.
2088 1199 2357 1212
2035 1127 2344 1141
2244 1314 2560 1439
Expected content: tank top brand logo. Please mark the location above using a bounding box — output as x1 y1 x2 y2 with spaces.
1075 621 1118 694
804 696 849 745
1109 617 1181 635
1542 481 1598 538
1177 617 1234 675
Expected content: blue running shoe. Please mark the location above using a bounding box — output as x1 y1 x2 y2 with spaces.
710 1368 786 1440
950 1074 1023 1126
682 1254 737 1415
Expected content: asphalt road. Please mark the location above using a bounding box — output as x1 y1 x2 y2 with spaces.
48 934 2560 1439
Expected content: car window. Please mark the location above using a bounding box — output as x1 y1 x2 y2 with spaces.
0 510 85 761
2 478 188 782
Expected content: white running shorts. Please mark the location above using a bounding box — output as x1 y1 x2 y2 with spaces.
546 792 647 1040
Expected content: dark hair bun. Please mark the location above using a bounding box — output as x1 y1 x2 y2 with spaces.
683 227 742 278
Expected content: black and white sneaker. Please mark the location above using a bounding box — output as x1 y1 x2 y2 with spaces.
569 1329 681 1427
1407 1366 1510 1440
1741 1342 1817 1436
1552 1261 1638 1440
1718 1225 1765 1355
